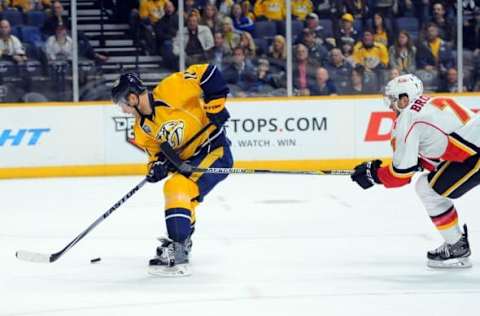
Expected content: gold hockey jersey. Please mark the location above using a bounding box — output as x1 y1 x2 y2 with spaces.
132 64 229 166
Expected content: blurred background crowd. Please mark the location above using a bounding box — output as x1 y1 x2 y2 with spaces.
0 0 478 101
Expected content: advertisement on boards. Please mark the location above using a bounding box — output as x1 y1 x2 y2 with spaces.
1 94 479 173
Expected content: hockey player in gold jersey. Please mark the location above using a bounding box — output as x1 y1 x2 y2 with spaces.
111 64 233 276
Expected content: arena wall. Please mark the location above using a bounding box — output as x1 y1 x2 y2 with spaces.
1 94 479 179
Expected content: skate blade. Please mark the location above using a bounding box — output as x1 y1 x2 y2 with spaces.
427 257 472 269
148 264 191 277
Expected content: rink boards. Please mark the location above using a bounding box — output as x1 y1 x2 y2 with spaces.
1 94 479 178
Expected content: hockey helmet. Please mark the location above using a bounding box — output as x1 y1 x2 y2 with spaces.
384 74 423 112
111 72 146 106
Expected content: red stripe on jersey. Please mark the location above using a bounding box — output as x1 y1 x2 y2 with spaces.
418 157 436 172
431 207 458 227
377 165 412 188
440 136 476 162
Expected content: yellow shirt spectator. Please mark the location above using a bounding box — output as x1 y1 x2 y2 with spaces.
254 0 285 21
139 0 165 24
353 41 389 69
429 37 441 61
11 0 51 11
291 0 313 21
373 30 388 47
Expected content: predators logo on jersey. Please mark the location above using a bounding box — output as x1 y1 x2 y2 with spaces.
156 120 185 148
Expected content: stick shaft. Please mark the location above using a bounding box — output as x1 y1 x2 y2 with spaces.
190 167 352 176
16 178 148 263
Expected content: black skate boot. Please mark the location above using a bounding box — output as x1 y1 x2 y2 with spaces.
427 224 472 269
148 237 191 277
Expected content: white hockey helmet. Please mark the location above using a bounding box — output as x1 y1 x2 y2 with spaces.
384 74 424 112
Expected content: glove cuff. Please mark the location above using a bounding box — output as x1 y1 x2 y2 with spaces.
368 160 383 184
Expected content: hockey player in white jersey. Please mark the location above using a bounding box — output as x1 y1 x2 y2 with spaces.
351 74 480 268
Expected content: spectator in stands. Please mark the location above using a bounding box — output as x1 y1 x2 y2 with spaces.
207 31 232 71
334 13 359 50
139 0 164 25
173 12 214 66
201 2 224 34
0 1 9 11
293 43 317 95
437 67 465 92
388 67 400 80
324 48 352 93
231 3 254 33
223 46 257 94
0 19 26 64
217 0 234 17
352 28 388 71
313 0 335 18
371 13 391 47
309 67 337 95
183 0 199 20
155 0 178 51
346 64 377 94
240 0 255 21
431 2 456 46
291 0 313 21
253 0 285 21
267 34 287 71
388 30 417 74
43 1 68 35
339 0 368 20
417 22 454 74
43 1 108 63
248 57 276 95
12 0 50 12
239 31 256 58
305 12 324 41
341 42 355 65
222 16 241 52
45 24 72 61
299 28 328 66
462 0 480 51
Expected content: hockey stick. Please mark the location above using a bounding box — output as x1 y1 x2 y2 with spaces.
15 123 216 263
160 142 353 176
16 178 148 263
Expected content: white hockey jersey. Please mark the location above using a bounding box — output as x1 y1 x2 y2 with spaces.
377 95 480 188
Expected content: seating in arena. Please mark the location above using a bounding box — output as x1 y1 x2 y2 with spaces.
0 0 478 102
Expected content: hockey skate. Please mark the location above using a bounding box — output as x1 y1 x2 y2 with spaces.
148 237 191 277
427 224 472 269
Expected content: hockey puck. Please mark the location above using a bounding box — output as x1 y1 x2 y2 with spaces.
90 257 101 264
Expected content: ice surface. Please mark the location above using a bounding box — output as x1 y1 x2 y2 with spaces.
1 175 480 315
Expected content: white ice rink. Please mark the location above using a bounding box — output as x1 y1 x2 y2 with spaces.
1 174 480 315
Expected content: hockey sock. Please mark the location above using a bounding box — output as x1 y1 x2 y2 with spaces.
165 208 192 243
416 173 462 244
429 206 463 244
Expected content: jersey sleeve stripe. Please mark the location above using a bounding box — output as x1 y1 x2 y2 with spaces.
440 132 479 162
377 164 414 188
200 65 216 85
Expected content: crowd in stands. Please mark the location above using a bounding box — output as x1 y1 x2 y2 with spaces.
0 0 107 101
129 0 480 97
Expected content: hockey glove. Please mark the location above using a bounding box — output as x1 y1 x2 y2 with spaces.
207 107 230 127
351 160 382 189
146 158 175 183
